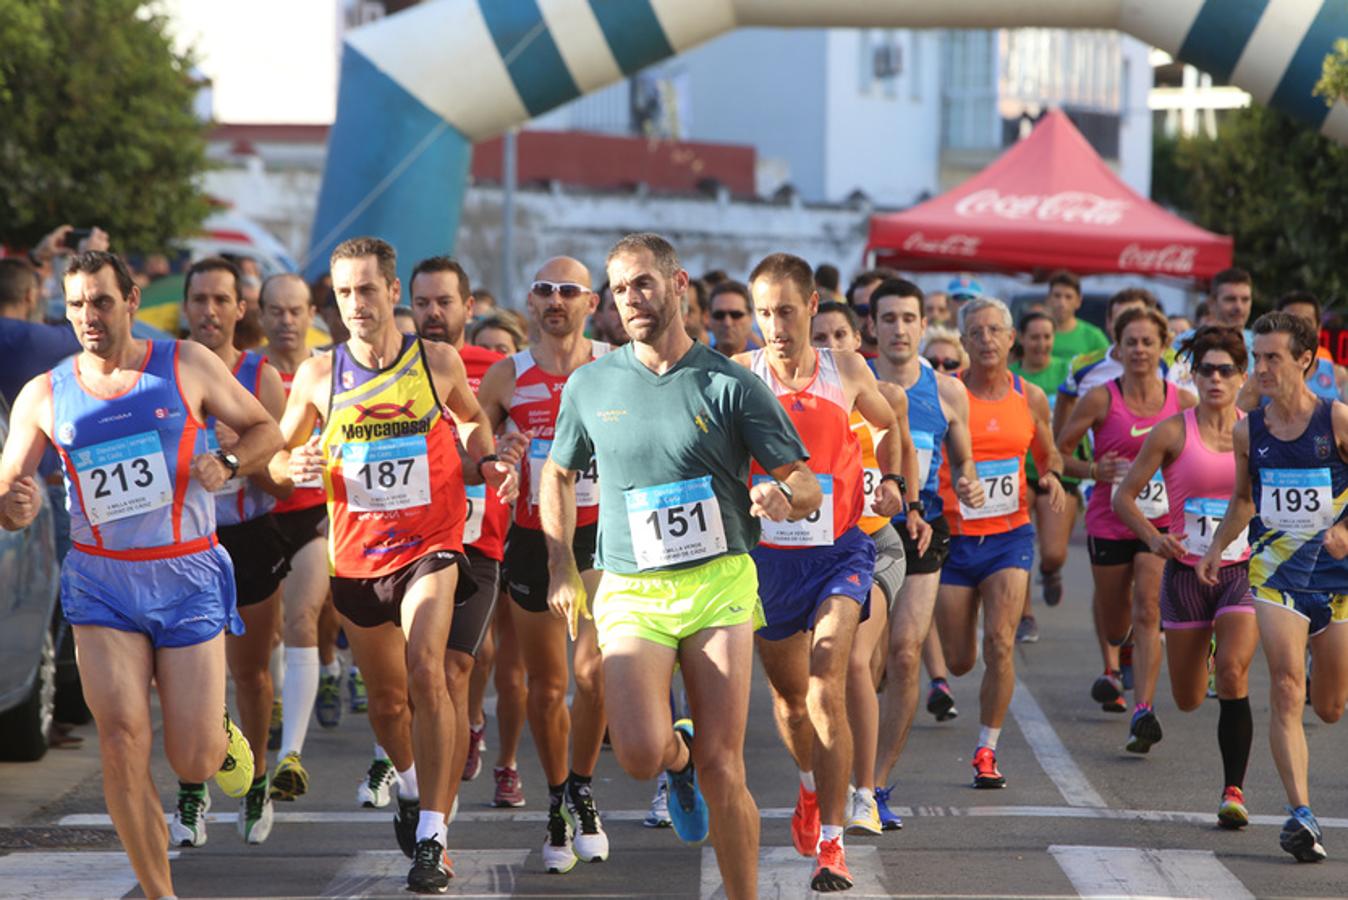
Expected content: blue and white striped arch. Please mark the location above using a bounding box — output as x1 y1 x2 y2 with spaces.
306 0 1348 278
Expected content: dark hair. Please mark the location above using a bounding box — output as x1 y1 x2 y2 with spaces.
1252 311 1319 372
685 277 708 315
469 313 526 352
1276 289 1321 323
814 300 860 335
259 273 313 308
1112 306 1170 345
65 251 136 299
183 256 242 302
0 258 37 307
846 268 896 306
867 278 923 320
1106 286 1159 319
1179 325 1248 371
331 236 397 285
410 256 471 298
1047 269 1081 295
814 263 840 292
1194 300 1210 323
1212 267 1252 294
1018 309 1055 334
607 232 681 279
749 252 815 301
708 279 751 312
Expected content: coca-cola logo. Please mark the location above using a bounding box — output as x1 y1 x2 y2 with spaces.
1118 243 1197 274
902 232 982 257
953 189 1130 226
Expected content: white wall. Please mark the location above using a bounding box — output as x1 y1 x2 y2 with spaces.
1116 34 1154 197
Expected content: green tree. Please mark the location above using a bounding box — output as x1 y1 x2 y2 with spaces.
0 0 210 253
1314 37 1348 105
1167 105 1348 308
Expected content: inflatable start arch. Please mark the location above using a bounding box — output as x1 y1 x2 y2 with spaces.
307 0 1348 278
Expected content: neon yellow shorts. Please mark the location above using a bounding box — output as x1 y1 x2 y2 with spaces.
592 553 764 652
1250 582 1348 636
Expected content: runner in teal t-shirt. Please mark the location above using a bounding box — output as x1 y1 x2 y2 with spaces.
539 233 818 899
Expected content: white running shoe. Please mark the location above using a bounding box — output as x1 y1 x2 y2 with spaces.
238 778 274 844
846 788 883 835
566 782 609 862
643 773 672 828
169 785 211 847
356 758 397 808
542 805 577 873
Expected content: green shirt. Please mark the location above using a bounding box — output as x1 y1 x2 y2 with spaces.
1051 319 1109 362
1010 357 1071 482
551 341 808 574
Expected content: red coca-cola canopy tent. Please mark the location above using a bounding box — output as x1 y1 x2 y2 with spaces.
866 109 1232 280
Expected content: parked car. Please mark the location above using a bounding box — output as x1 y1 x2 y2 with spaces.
0 397 62 761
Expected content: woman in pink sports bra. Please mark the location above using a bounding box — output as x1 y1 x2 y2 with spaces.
1056 307 1195 744
1113 326 1258 830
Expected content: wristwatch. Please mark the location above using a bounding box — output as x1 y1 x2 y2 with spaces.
906 500 925 516
215 449 240 478
880 473 907 496
774 480 794 503
476 453 500 476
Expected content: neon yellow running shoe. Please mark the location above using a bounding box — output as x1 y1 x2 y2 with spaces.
270 751 309 801
215 714 255 799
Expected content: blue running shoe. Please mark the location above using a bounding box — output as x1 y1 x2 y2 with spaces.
1280 806 1327 862
666 719 709 845
874 786 904 831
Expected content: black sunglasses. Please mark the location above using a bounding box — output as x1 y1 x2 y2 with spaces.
927 356 961 372
712 310 747 321
1195 362 1240 379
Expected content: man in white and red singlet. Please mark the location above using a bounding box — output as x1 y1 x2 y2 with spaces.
476 257 611 873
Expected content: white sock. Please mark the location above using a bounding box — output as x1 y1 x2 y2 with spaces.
416 810 447 845
280 646 319 758
374 743 390 762
322 659 342 679
799 770 816 793
269 643 285 698
819 824 844 847
398 764 419 800
977 726 1001 751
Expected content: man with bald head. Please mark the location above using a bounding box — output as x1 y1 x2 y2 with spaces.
476 257 613 873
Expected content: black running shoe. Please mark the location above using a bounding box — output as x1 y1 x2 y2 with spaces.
394 796 419 858
1125 708 1163 754
407 837 453 893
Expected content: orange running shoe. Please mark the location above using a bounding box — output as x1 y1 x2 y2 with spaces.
972 746 1006 789
811 836 854 892
791 783 821 857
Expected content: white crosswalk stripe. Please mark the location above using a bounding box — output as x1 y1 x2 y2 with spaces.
1049 844 1254 899
320 848 530 898
699 845 887 899
0 850 178 900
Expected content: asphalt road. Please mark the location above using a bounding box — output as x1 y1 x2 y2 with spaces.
3 533 1348 899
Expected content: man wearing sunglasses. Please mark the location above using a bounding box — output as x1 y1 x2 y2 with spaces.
708 280 758 357
476 258 613 874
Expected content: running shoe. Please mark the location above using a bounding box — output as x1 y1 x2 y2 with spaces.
1041 568 1063 607
1280 805 1327 862
666 719 710 845
791 782 821 857
565 780 609 862
357 758 398 808
542 802 577 873
269 751 308 801
1015 616 1040 644
169 784 210 847
394 795 419 858
971 747 1006 789
1119 642 1135 691
643 773 672 828
926 679 958 722
462 724 485 782
348 668 368 713
1125 708 1163 754
316 673 343 728
1217 786 1249 830
1091 670 1126 712
216 715 255 799
811 835 854 892
238 775 273 844
407 837 453 893
493 766 525 808
267 699 282 751
874 785 904 830
846 789 883 835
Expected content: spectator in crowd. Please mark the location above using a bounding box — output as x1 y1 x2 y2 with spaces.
708 279 758 356
1168 314 1193 335
470 313 527 355
921 324 967 375
1193 301 1211 329
393 306 418 335
311 273 347 343
814 263 844 303
684 277 709 344
474 289 499 315
701 268 729 288
924 290 951 327
590 280 629 346
946 274 983 324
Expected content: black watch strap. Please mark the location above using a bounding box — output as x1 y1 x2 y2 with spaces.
215 449 240 478
476 453 500 475
774 479 794 503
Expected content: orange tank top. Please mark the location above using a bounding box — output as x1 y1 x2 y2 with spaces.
940 372 1034 536
749 348 863 547
850 410 889 535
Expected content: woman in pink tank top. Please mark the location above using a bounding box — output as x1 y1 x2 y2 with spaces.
1056 307 1195 743
1112 326 1258 829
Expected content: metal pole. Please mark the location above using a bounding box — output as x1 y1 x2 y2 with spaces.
501 127 517 307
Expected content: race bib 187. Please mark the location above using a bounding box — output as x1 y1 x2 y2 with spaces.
339 436 431 512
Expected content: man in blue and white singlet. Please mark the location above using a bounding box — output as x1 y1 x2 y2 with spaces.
0 251 284 900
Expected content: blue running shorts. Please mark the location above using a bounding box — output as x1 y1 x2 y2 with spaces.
60 542 242 649
753 526 876 640
940 523 1036 588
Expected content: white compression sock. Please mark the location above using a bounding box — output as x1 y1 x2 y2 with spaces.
416 810 447 845
280 646 319 758
977 725 1001 751
398 764 419 800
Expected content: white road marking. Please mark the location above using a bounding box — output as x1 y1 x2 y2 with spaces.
699 845 887 899
1049 844 1254 899
0 849 177 900
1009 678 1108 808
320 848 529 898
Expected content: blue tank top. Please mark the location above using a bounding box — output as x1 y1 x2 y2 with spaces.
898 361 948 519
1248 398 1348 592
50 341 215 557
208 351 276 527
1307 358 1339 401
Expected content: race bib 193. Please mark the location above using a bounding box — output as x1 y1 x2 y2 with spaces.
754 474 833 546
72 431 173 526
625 476 727 570
463 483 485 545
961 457 1019 520
339 436 431 512
1260 468 1334 532
1184 497 1248 561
